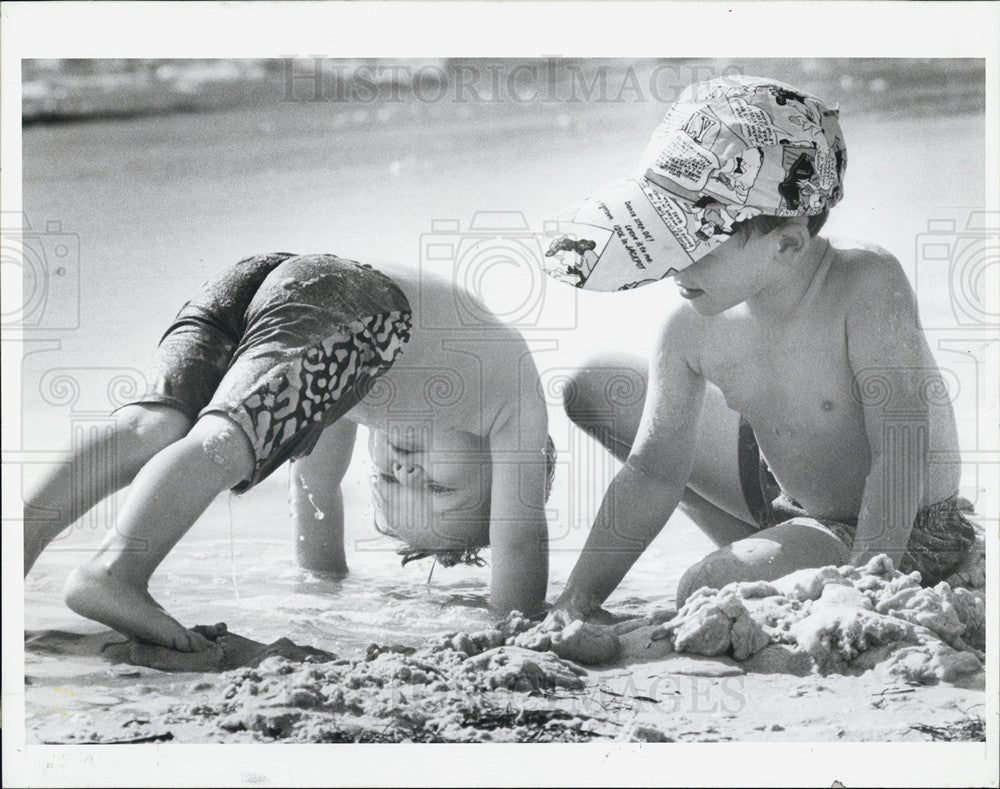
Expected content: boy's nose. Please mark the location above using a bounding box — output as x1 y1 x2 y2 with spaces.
393 460 422 483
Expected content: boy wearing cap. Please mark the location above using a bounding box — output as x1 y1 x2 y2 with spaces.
544 77 976 620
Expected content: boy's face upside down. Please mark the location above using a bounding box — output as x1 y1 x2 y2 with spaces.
368 428 491 555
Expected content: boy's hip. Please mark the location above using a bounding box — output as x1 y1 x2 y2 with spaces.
168 253 410 347
116 254 413 488
738 417 978 587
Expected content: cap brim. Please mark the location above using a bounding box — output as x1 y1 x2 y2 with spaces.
542 177 727 291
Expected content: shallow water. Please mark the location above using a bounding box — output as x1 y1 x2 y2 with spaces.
19 89 991 738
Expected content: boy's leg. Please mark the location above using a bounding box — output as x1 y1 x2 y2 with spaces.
675 518 851 605
26 256 296 574
63 414 254 651
563 352 758 546
24 404 191 575
63 251 411 648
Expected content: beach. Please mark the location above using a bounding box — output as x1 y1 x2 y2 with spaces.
19 59 992 745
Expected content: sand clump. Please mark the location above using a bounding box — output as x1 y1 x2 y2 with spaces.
642 555 985 683
512 619 621 665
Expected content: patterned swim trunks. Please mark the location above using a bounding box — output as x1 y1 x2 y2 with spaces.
737 417 978 587
120 253 412 491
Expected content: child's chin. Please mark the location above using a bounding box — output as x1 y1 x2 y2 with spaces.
690 291 749 317
688 297 726 316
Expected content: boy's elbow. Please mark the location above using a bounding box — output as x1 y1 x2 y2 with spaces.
623 453 685 493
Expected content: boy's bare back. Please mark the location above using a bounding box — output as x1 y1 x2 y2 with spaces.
345 263 543 444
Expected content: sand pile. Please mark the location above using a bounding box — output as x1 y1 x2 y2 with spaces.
72 613 605 743
605 555 986 684
206 645 591 743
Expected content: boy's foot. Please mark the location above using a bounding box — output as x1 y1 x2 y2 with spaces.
944 523 986 590
64 565 212 652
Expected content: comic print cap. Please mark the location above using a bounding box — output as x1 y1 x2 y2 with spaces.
543 76 847 291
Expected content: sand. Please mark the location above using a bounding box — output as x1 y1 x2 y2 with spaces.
33 555 986 744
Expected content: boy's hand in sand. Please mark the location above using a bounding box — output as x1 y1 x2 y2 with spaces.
541 604 588 633
542 595 620 632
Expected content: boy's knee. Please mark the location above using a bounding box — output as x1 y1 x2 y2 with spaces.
676 519 852 606
677 546 773 606
561 367 591 426
677 553 731 607
114 405 191 454
89 405 193 480
184 414 256 487
561 354 646 426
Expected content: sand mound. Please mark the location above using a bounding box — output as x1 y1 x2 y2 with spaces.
488 555 986 685
629 555 986 683
206 649 586 743
62 613 599 743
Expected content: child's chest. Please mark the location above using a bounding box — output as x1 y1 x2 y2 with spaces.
698 315 860 433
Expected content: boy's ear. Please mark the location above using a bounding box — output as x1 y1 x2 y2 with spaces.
774 220 810 261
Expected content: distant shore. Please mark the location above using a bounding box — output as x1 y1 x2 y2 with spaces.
23 58 986 126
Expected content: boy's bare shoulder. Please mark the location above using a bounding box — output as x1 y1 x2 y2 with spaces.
654 302 709 369
826 236 916 304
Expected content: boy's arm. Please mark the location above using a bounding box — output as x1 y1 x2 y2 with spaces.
486 392 550 619
846 256 936 566
552 310 706 621
289 419 358 574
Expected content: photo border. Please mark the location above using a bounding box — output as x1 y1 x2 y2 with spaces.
2 2 997 787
